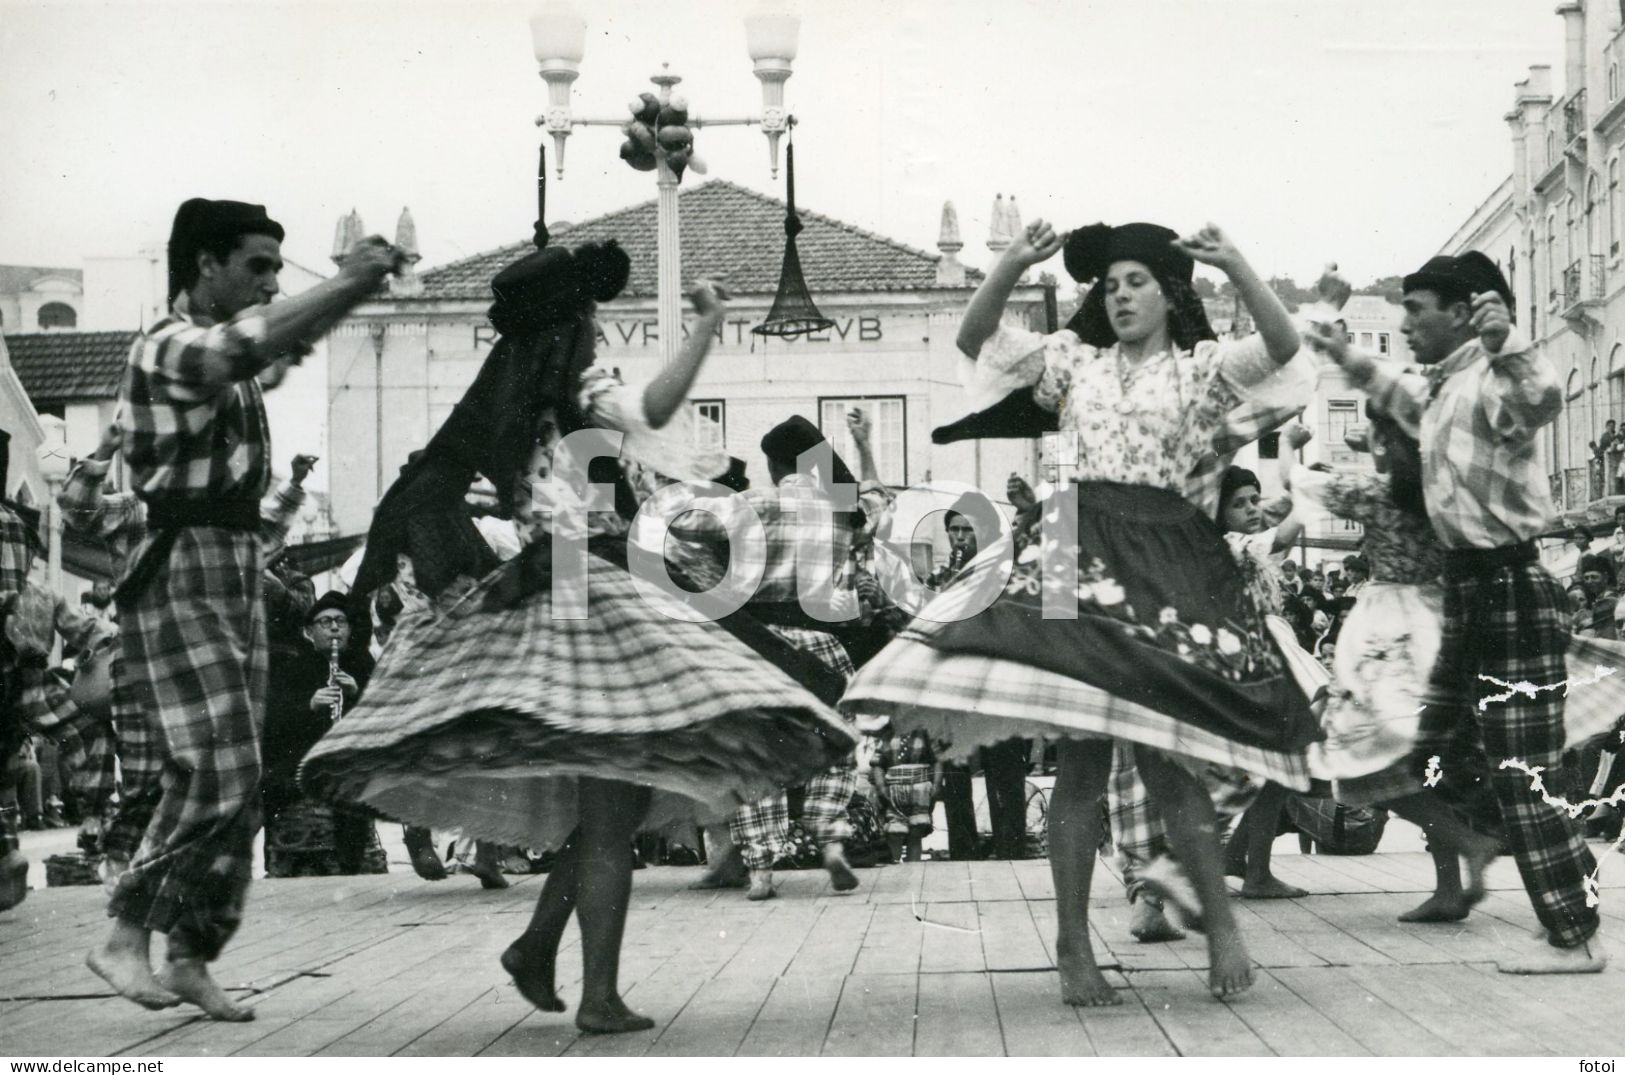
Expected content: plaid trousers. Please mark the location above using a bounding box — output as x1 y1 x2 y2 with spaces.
732 625 857 870
11 668 118 815
107 529 266 962
1422 559 1599 948
101 647 164 861
1107 743 1260 900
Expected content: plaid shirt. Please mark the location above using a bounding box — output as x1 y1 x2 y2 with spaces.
0 501 34 599
121 298 273 505
668 472 860 623
1364 327 1558 550
58 455 306 578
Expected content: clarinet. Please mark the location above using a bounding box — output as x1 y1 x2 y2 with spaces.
327 637 344 721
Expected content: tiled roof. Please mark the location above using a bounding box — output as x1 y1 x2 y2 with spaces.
415 179 979 301
4 330 137 405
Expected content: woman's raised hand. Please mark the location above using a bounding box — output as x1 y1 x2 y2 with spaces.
1008 219 1065 267
1173 223 1244 274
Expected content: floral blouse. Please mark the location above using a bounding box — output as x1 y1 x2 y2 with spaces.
1289 465 1443 586
971 323 1313 494
1225 527 1284 616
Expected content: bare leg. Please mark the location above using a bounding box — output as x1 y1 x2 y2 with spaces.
1384 792 1500 922
906 830 925 864
1135 747 1254 999
885 833 906 862
1049 739 1118 1007
468 840 511 890
86 919 180 1010
573 779 655 1034
501 832 578 1012
688 823 746 889
1238 783 1308 899
1223 810 1249 878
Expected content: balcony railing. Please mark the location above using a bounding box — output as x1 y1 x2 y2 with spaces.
1552 471 1565 511
1561 255 1607 308
1565 88 1589 145
1566 466 1591 510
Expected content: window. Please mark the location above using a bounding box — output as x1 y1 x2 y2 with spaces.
1613 158 1622 257
1611 344 1625 424
1548 212 1560 307
1589 173 1603 258
1377 332 1391 354
821 396 906 486
1358 331 1374 348
692 399 725 454
1326 399 1361 465
36 302 76 329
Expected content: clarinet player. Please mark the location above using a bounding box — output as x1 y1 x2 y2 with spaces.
259 592 382 878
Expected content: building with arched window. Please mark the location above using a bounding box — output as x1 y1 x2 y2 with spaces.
0 265 82 332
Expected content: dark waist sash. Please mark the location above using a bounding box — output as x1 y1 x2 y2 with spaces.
1441 540 1538 581
115 498 260 606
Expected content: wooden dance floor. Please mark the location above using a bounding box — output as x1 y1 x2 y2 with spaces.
3 851 1622 1056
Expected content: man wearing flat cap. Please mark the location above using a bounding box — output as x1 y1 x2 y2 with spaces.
669 414 866 900
87 198 400 1019
1308 250 1607 974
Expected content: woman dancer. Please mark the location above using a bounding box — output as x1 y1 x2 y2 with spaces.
1289 408 1625 921
843 218 1318 1002
302 237 856 1034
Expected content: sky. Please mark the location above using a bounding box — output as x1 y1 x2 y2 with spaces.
0 0 1564 288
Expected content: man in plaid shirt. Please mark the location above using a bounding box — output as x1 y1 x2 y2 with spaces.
1 431 46 911
86 198 398 1019
1309 250 1606 974
668 415 864 900
59 421 313 885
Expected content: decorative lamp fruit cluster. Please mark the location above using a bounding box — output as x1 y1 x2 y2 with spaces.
620 91 708 179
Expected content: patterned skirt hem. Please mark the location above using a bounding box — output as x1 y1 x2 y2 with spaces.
1331 762 1419 808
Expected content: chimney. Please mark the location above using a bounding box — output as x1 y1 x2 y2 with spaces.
331 208 364 265
935 201 966 287
389 207 423 298
1558 2 1585 100
987 194 1011 254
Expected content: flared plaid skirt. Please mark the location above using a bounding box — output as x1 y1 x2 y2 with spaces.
842 483 1317 789
300 554 857 851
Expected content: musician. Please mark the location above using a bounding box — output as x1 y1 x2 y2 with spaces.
260 591 381 878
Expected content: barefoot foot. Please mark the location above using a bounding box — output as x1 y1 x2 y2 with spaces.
85 946 181 1011
499 942 566 1012
1239 876 1309 900
1462 840 1499 908
1129 898 1187 943
746 870 776 902
823 850 860 893
1206 929 1255 999
576 996 656 1034
1057 950 1122 1007
155 959 254 1021
1138 856 1206 933
1397 892 1471 923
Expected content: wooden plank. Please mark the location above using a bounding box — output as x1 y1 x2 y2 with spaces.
913 971 1003 1056
561 960 705 1058
652 973 775 1056
989 970 1096 1056
916 902 985 973
393 987 541 1057
976 900 1052 972
1340 964 1551 1055
781 902 872 978
851 904 922 976
1133 969 1271 1056
1267 965 1457 1055
965 858 1025 903
1071 984 1178 1056
735 974 845 1057
821 973 916 1056
1227 969 1370 1055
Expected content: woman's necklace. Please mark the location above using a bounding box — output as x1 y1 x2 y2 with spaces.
1114 345 1192 453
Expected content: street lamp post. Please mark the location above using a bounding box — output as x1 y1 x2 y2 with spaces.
35 416 70 594
530 3 799 365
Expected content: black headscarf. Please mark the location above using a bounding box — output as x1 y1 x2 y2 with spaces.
350 240 631 602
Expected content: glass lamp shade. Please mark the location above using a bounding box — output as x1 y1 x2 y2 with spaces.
744 12 799 63
531 3 586 65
